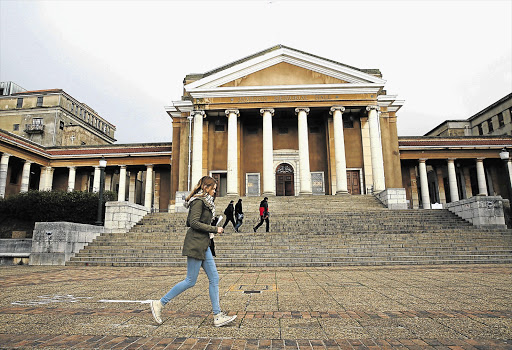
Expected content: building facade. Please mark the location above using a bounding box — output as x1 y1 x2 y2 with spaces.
0 85 116 147
166 45 404 198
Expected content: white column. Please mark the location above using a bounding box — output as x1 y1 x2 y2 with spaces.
295 107 312 195
118 165 127 201
260 108 275 195
330 106 348 194
419 159 431 209
44 167 54 191
0 153 11 198
20 160 32 193
507 159 512 191
39 166 46 191
225 109 239 196
447 159 459 202
476 158 488 195
92 166 101 193
67 166 76 192
129 171 137 203
191 111 205 188
145 165 153 209
366 106 386 192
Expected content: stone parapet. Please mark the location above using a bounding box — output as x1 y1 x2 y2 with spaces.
446 196 507 228
105 201 150 233
375 188 408 209
30 222 103 265
0 239 31 265
174 191 189 213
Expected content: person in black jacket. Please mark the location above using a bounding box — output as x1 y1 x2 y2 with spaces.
253 197 269 232
222 200 236 231
234 198 243 232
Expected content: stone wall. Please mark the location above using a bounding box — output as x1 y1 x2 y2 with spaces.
29 222 103 265
0 239 31 265
375 188 408 209
446 196 507 228
104 201 150 233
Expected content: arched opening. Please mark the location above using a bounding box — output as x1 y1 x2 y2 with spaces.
276 163 294 196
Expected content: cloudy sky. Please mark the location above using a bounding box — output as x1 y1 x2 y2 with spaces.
1 0 511 144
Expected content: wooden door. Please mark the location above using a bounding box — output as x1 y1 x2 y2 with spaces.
347 170 361 195
276 163 295 196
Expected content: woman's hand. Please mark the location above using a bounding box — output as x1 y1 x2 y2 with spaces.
217 227 224 234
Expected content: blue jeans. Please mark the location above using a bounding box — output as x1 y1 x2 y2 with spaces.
160 247 220 314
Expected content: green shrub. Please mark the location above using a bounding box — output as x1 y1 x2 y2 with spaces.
0 190 116 225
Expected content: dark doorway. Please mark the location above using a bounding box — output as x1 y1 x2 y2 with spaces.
212 173 227 197
276 163 294 196
347 170 361 195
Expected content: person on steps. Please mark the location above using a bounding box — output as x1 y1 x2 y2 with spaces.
253 197 269 233
149 176 237 327
222 200 237 232
234 198 244 232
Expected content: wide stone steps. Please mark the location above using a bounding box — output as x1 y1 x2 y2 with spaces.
67 195 512 267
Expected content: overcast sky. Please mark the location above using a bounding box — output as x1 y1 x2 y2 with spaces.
1 0 511 144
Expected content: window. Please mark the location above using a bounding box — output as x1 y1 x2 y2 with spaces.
487 119 494 133
37 96 43 107
13 124 19 131
477 124 483 135
60 121 64 130
32 118 43 125
16 98 23 108
498 112 505 128
343 116 354 128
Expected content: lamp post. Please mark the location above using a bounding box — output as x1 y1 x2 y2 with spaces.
96 157 107 225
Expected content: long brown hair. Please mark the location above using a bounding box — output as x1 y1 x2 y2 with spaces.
185 176 217 202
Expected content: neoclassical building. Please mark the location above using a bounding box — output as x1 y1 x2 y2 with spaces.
166 45 404 198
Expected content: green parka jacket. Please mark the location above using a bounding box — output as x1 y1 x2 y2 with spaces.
182 197 218 260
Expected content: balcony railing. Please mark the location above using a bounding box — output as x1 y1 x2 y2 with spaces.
24 124 45 134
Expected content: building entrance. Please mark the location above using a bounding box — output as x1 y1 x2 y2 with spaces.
212 173 227 197
276 163 294 196
347 170 361 195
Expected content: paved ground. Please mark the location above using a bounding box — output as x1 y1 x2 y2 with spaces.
0 264 511 349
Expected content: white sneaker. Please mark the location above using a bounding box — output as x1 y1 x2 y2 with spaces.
213 312 237 327
150 300 163 324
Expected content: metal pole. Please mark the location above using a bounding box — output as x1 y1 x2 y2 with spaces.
187 115 193 191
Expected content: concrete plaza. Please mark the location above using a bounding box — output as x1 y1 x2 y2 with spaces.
0 264 511 349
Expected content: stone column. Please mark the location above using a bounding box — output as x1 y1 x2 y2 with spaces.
129 171 137 203
330 106 348 194
295 107 312 195
476 158 488 195
225 109 240 196
145 165 153 209
260 108 275 195
463 167 473 198
67 166 76 192
447 159 459 202
366 106 385 191
419 159 430 209
191 111 205 188
44 167 54 191
20 160 32 193
435 167 446 205
507 159 512 191
118 165 127 201
92 166 101 193
0 153 10 198
39 166 46 191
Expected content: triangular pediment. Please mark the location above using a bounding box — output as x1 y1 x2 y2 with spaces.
220 62 349 87
185 45 386 93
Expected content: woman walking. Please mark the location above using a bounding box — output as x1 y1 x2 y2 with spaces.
150 176 237 327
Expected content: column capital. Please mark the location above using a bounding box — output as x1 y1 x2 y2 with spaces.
190 110 206 118
295 107 310 115
476 157 485 161
24 160 33 165
1 153 11 159
447 158 457 162
120 165 127 169
330 106 345 114
145 164 154 169
68 165 76 169
225 109 240 117
419 158 428 163
366 105 380 112
260 108 275 116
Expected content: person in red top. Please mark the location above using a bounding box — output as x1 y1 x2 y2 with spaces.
253 197 269 232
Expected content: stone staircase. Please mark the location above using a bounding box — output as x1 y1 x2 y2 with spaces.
67 195 512 267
